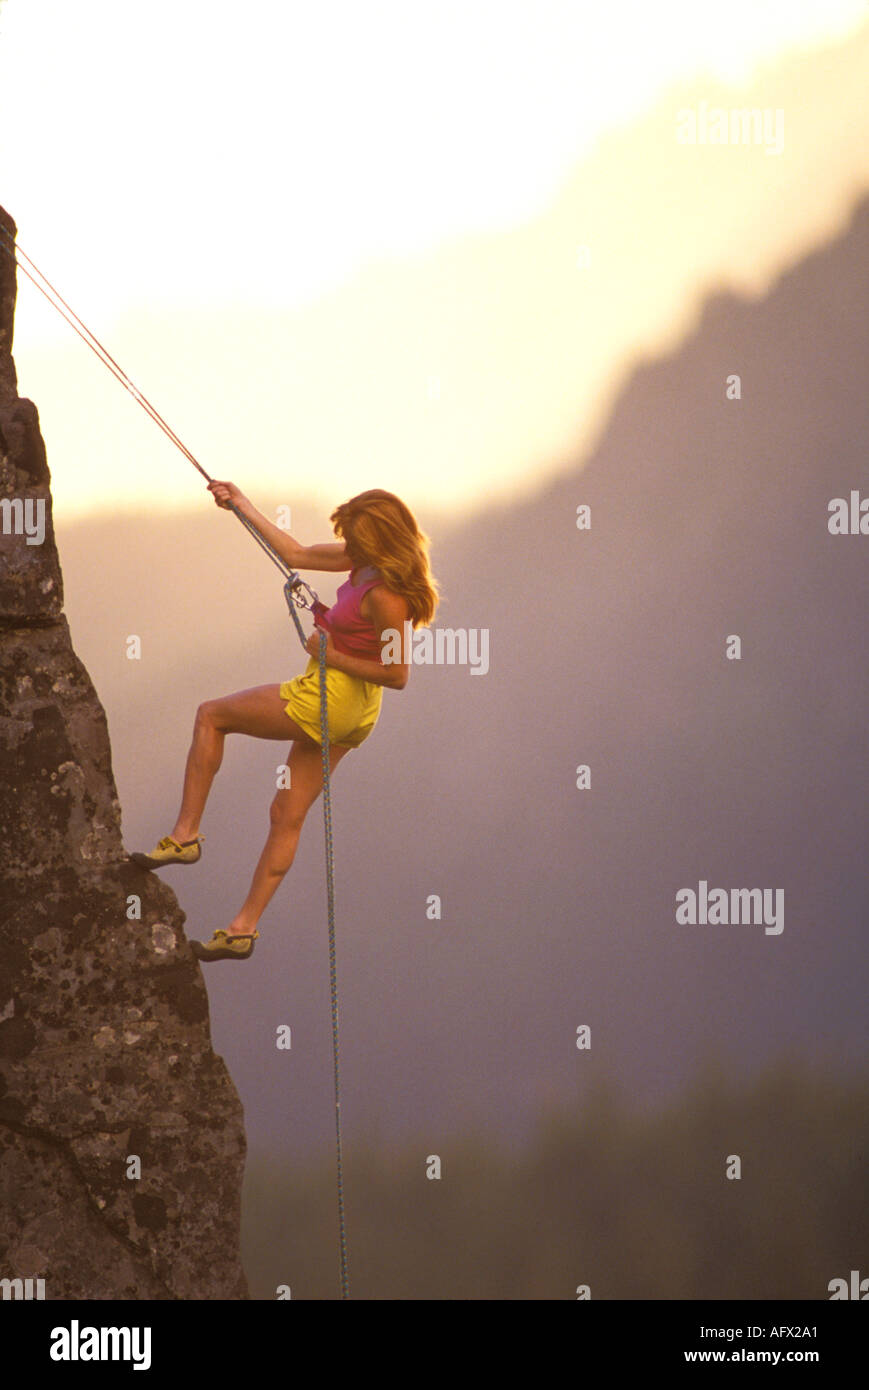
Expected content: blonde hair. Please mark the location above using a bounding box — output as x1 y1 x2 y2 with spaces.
330 489 439 628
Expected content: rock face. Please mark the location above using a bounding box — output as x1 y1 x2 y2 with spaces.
0 205 248 1299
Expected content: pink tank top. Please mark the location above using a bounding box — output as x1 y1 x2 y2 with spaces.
312 565 384 663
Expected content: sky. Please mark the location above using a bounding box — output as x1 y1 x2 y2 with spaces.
1 0 867 521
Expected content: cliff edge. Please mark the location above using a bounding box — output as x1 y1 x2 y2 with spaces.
0 205 249 1299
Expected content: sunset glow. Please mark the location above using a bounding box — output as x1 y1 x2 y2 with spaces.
0 0 866 519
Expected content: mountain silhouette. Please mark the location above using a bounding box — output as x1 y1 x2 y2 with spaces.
53 193 869 1159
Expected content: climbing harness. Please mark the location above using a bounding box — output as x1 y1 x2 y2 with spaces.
0 223 350 1299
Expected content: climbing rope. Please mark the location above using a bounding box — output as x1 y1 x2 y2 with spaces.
0 223 350 1300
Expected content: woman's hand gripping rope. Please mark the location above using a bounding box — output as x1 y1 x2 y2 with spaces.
208 479 247 510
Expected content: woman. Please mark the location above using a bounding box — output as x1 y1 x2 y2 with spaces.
131 481 439 962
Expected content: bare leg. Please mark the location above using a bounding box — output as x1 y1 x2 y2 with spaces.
226 738 351 935
170 685 318 842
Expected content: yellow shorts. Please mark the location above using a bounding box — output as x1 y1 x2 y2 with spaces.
279 658 383 748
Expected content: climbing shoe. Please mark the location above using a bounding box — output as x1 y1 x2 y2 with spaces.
190 929 259 963
129 835 204 869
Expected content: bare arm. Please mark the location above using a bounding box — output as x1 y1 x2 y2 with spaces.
207 480 352 573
